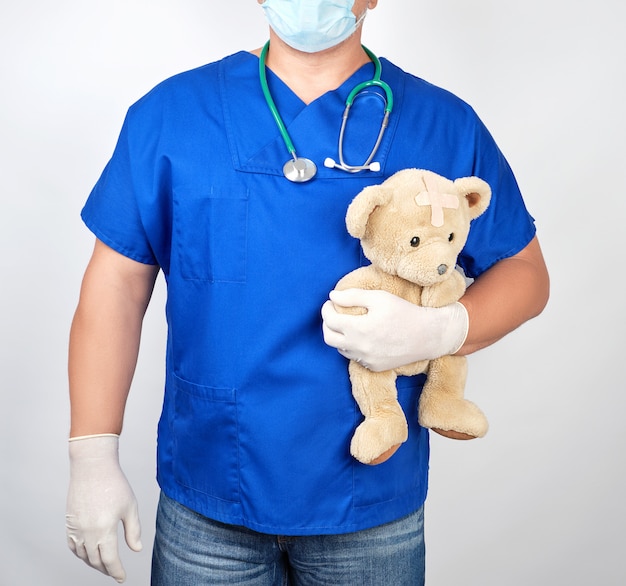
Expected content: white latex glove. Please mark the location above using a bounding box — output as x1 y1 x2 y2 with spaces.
321 288 469 372
66 434 142 584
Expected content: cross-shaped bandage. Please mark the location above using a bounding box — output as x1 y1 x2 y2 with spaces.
415 175 459 227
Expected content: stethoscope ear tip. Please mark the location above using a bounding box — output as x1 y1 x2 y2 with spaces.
324 157 381 173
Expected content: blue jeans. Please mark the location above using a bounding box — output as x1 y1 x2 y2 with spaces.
151 492 425 585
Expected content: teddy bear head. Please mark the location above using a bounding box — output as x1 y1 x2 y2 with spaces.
346 169 491 286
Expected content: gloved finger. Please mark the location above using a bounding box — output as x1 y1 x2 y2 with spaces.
332 344 370 368
321 299 357 336
65 515 82 556
329 287 376 308
320 299 341 329
66 534 79 555
68 536 88 562
321 317 347 349
122 508 143 552
84 540 108 575
337 348 355 361
99 540 127 583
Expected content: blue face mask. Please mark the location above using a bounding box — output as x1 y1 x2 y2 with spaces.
260 0 365 53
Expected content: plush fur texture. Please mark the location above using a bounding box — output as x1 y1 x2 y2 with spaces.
335 169 492 465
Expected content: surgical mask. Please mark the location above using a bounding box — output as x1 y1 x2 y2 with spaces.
260 0 366 53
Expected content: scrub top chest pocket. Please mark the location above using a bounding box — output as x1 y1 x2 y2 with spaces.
174 186 249 283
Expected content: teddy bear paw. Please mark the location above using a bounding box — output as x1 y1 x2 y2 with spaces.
419 398 489 439
350 416 409 465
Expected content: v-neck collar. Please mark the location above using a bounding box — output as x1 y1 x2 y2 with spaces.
220 51 401 179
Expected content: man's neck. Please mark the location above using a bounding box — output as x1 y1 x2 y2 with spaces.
252 33 372 104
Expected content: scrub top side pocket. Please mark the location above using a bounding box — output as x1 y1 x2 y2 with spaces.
174 186 248 283
170 373 241 504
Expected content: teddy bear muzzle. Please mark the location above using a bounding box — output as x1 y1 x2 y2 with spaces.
396 254 454 286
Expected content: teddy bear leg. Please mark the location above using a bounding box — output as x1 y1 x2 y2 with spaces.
348 362 409 465
418 355 489 439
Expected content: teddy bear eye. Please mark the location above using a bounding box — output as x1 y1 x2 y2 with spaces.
410 236 420 247
448 233 454 242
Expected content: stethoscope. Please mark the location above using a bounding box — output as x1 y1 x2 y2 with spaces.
259 41 394 183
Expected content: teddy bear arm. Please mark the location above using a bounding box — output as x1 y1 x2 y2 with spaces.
421 269 466 308
335 265 384 291
334 266 385 316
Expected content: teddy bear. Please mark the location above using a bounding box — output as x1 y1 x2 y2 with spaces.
334 168 492 465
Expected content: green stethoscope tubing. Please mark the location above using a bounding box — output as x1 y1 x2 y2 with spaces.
259 41 298 159
345 46 393 112
259 41 394 181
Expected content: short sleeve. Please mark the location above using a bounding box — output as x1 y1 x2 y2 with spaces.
456 115 536 278
81 112 159 265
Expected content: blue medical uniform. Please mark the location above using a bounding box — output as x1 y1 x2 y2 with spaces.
82 51 536 536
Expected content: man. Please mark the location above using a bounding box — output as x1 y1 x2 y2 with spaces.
66 1 549 583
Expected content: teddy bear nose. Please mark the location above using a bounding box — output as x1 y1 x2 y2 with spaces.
437 264 448 275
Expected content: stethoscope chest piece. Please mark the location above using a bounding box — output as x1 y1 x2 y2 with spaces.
283 157 317 183
259 41 393 183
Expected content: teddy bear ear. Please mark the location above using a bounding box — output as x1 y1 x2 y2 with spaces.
454 176 492 220
345 186 393 238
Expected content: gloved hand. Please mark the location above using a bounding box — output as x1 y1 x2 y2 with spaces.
66 434 142 584
321 288 469 372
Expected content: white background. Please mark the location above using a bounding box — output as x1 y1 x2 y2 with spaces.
1 1 624 584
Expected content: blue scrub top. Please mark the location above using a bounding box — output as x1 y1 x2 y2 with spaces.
82 51 535 535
